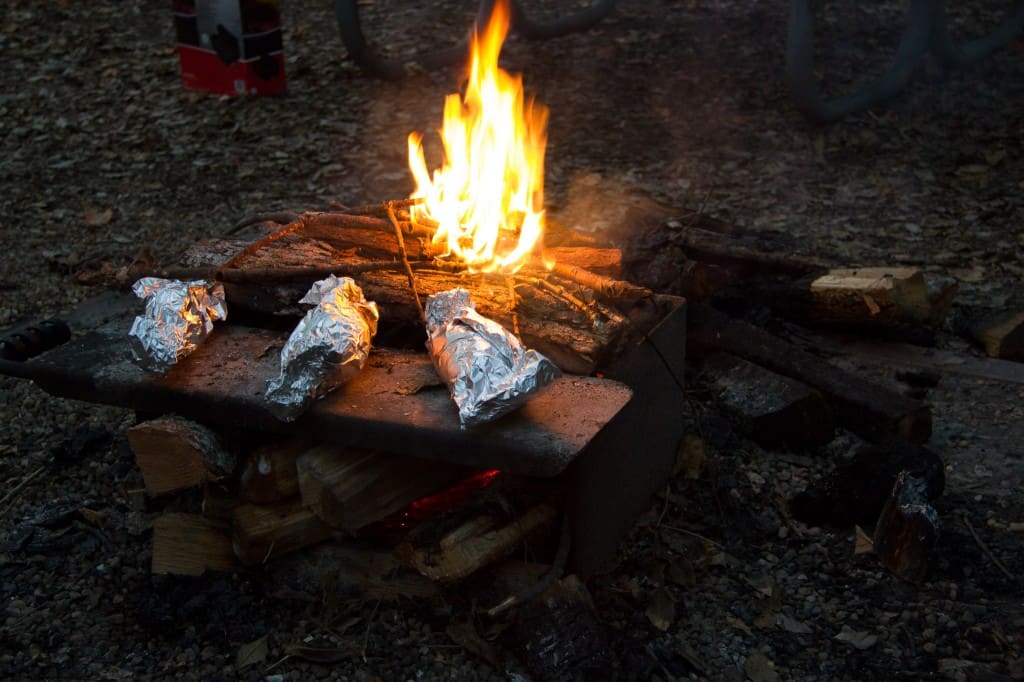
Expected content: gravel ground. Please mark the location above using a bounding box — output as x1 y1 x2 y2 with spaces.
1 1 1022 680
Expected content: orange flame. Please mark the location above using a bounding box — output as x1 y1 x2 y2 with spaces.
407 0 548 274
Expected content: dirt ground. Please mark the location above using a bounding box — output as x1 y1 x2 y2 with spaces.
1 0 1022 679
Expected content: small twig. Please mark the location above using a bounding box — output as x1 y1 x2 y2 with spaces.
218 219 305 273
386 202 425 322
505 276 520 336
656 483 672 528
0 466 45 511
962 514 1017 581
487 513 571 617
550 262 653 301
660 524 725 550
229 210 301 234
529 276 598 323
346 198 422 216
361 595 384 662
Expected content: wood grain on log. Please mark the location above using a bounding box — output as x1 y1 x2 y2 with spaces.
127 416 236 496
238 436 312 504
152 513 236 575
295 445 469 533
232 499 333 565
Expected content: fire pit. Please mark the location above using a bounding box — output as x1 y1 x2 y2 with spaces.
0 0 688 579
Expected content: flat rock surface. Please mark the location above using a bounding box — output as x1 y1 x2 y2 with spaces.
1 1 1022 679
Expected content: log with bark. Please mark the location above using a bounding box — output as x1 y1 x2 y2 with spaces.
687 303 932 443
169 232 641 375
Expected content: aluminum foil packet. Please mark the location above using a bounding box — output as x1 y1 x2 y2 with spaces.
128 277 227 372
425 289 560 427
265 275 379 421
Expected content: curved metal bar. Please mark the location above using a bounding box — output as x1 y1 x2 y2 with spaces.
334 0 469 80
336 0 617 79
929 0 1024 68
785 0 934 122
508 0 618 41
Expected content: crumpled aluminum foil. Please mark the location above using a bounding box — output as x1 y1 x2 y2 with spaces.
265 275 379 421
128 277 227 372
425 288 560 427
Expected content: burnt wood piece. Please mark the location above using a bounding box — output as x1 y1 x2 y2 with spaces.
127 416 236 496
872 471 939 584
181 237 630 375
238 436 310 504
700 353 834 450
232 499 333 565
790 437 944 529
295 445 469 533
20 323 633 477
507 574 611 682
969 310 1024 361
152 513 237 575
395 504 558 582
687 304 931 443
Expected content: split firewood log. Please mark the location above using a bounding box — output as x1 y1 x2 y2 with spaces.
151 513 237 575
127 416 236 496
295 445 469 534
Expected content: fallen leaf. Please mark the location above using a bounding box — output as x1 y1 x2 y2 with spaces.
646 587 675 631
236 635 268 669
727 615 752 635
674 434 705 479
744 650 779 682
84 208 113 226
854 525 874 555
667 557 696 587
282 641 356 664
834 625 878 650
446 620 503 667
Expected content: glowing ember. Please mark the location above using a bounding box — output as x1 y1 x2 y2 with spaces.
407 0 548 274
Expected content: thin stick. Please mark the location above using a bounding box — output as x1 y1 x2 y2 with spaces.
505 276 520 336
386 202 425 322
529 277 598 323
361 595 384 662
0 466 45 511
962 514 1016 581
346 198 422 216
230 210 301 234
487 513 571 617
550 262 652 301
218 219 305 273
660 524 725 550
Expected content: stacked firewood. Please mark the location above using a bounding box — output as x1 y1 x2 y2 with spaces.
132 416 557 579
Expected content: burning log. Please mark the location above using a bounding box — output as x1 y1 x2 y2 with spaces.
688 304 932 443
127 416 236 496
151 513 237 575
232 499 333 565
176 236 634 375
295 445 469 533
700 352 834 450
